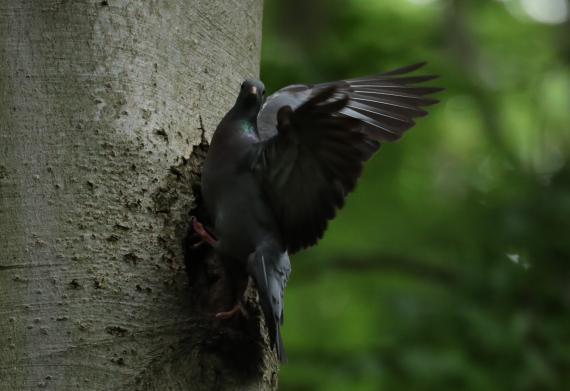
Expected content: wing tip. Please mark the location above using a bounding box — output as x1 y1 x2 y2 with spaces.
382 61 428 76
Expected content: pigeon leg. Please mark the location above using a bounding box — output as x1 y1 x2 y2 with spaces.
215 301 247 320
214 276 251 320
190 216 217 246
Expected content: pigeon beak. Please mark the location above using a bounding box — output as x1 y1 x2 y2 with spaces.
250 85 258 95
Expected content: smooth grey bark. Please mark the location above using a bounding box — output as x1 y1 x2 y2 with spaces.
0 1 278 390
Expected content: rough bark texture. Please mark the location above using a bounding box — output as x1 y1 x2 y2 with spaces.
0 1 278 390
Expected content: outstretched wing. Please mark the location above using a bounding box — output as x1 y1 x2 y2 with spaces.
252 63 442 253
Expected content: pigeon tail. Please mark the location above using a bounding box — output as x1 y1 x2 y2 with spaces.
247 241 291 363
276 325 287 363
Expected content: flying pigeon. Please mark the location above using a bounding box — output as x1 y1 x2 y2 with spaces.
192 62 442 362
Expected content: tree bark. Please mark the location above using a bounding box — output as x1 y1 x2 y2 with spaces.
0 1 278 390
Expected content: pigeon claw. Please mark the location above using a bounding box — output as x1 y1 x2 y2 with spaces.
214 302 247 320
190 216 217 246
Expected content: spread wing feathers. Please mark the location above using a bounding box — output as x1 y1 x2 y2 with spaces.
322 62 443 142
251 88 380 253
252 63 441 253
256 62 442 143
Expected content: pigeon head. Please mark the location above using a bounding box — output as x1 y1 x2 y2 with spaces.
233 79 265 120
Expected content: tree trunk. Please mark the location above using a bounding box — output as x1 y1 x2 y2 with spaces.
0 1 278 390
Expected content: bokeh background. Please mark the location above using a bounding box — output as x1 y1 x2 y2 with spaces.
260 0 570 390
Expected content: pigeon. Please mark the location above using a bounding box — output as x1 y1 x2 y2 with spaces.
192 62 442 362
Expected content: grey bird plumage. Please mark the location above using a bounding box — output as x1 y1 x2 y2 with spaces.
198 63 442 362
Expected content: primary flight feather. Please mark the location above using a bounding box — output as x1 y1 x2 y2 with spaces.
192 62 442 362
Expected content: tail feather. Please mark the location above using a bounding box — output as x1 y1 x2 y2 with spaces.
276 326 287 363
247 243 291 363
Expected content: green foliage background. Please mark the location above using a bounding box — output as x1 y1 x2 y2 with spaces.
260 0 570 389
